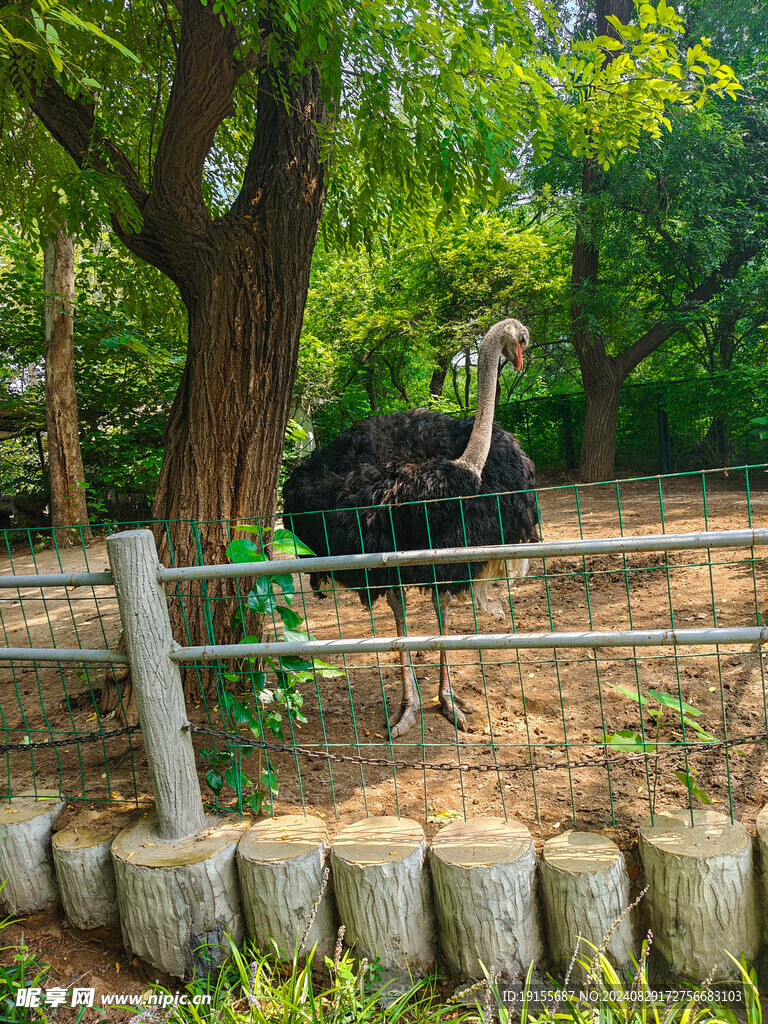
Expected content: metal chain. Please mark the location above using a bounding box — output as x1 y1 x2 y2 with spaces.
0 725 141 756
183 722 768 775
5 719 764 775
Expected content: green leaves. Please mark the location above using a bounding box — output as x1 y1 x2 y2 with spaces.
674 770 712 805
271 529 315 556
226 538 266 562
604 730 654 753
247 577 277 616
607 682 718 805
199 526 342 815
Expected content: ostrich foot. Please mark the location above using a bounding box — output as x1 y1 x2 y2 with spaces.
388 701 420 739
482 599 507 621
439 690 473 730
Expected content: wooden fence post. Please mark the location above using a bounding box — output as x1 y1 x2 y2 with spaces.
106 528 204 840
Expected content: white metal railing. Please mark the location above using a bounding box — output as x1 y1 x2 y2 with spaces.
1 526 766 663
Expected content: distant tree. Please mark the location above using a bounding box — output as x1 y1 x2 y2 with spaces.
531 0 761 481
0 223 185 521
298 215 567 437
43 226 91 540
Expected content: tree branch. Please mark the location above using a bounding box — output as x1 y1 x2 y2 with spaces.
231 61 328 219
614 233 765 379
25 77 148 214
150 0 238 215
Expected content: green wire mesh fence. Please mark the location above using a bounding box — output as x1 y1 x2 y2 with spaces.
495 370 768 475
1 464 766 837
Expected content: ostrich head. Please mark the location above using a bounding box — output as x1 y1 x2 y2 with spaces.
455 317 531 476
486 318 530 372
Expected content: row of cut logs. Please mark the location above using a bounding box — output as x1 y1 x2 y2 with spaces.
0 792 764 984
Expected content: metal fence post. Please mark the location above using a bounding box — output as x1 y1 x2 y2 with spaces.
657 385 672 474
107 528 205 840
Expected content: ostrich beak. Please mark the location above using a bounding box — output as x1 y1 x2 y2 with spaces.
504 326 529 372
513 344 524 373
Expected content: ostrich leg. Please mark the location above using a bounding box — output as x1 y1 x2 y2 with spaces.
385 589 422 738
432 590 474 730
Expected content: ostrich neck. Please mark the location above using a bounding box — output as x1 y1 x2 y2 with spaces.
454 333 504 476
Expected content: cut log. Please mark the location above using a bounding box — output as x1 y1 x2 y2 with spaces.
754 806 768 924
540 831 634 978
112 811 248 978
52 823 123 930
331 816 435 975
0 790 64 913
430 816 542 981
238 814 336 961
638 809 759 982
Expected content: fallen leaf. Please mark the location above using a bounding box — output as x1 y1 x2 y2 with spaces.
427 809 463 823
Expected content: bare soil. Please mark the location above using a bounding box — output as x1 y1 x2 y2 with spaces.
2 470 767 1008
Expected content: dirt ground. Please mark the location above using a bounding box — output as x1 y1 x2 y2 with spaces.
1 470 767 1008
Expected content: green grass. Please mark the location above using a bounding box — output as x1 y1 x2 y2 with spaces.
131 930 764 1024
0 889 52 1023
0 899 762 1024
133 935 474 1023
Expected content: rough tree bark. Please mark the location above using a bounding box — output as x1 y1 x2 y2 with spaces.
23 4 329 687
43 228 92 543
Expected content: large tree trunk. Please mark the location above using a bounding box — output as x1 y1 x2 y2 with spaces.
570 159 623 482
152 243 309 657
579 369 623 483
43 229 91 544
150 69 328 687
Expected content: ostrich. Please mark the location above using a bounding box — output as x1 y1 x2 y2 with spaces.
282 318 539 737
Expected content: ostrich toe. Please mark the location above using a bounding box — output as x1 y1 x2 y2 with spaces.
449 691 475 713
439 690 473 730
389 701 420 738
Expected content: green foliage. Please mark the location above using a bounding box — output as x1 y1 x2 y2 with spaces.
0 224 185 519
604 682 719 807
0 2 137 86
1 0 742 250
298 214 569 437
0 888 52 1022
201 527 342 816
490 944 764 1024
139 934 473 1023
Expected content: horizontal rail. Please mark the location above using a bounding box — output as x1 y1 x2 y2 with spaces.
0 647 129 664
4 627 765 668
157 528 768 584
171 625 768 661
0 571 113 590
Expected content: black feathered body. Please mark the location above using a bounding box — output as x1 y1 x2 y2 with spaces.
282 409 539 605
